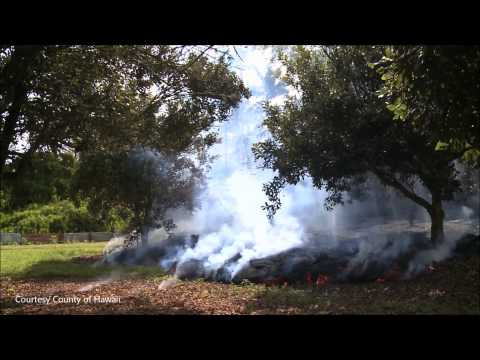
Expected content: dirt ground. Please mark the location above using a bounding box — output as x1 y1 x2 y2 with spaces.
2 254 478 315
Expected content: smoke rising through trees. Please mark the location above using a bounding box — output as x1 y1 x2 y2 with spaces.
119 47 478 282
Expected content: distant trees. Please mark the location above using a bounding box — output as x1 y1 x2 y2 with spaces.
73 148 205 244
2 151 76 210
0 200 120 234
253 46 479 245
0 149 135 233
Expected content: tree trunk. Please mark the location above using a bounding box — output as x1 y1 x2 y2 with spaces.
0 46 44 184
141 207 151 247
0 82 27 183
140 225 149 247
372 170 447 247
429 194 445 246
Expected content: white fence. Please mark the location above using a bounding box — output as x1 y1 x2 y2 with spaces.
63 232 91 242
0 232 120 244
63 232 115 242
0 233 23 244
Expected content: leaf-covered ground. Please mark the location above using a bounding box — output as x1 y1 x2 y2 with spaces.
1 253 478 315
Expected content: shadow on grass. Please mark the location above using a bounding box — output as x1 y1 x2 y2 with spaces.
9 258 167 281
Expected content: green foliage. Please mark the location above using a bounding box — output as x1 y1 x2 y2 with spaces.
1 46 249 234
253 46 471 243
73 148 204 233
372 46 480 165
0 200 129 233
2 151 77 210
386 97 408 120
1 45 249 185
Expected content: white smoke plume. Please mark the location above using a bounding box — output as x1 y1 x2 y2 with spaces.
151 48 327 278
110 47 478 282
172 170 306 276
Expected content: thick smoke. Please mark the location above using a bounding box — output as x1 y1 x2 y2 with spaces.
172 170 306 277
106 47 479 283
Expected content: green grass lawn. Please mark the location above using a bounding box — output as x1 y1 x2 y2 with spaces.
0 242 166 280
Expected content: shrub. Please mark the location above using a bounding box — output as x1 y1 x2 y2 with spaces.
0 200 122 233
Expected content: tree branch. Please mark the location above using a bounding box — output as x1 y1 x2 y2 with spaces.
373 168 432 212
183 45 214 70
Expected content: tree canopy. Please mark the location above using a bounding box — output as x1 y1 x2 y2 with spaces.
372 46 480 164
253 45 478 244
0 45 249 186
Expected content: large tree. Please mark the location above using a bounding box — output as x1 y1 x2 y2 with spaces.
0 45 249 189
253 46 475 245
72 148 206 245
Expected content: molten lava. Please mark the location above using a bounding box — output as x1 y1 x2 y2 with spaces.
316 274 329 287
306 272 313 287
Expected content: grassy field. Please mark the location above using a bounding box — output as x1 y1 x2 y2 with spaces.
1 242 479 314
0 242 166 280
